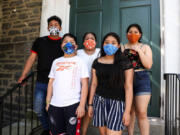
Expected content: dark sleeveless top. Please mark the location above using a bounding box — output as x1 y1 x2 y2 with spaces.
92 56 133 101
123 45 145 70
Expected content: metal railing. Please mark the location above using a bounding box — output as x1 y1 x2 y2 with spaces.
164 73 180 135
0 71 40 135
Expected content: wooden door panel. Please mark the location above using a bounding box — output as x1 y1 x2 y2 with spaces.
76 11 102 48
77 0 102 8
120 6 151 44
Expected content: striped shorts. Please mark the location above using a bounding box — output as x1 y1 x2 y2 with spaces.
93 95 125 131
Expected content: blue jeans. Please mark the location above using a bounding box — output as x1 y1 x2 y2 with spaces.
34 82 49 130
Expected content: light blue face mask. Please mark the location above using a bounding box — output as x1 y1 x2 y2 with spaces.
63 42 75 54
103 44 118 55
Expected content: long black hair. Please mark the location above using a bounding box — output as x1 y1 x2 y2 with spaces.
100 32 123 64
126 23 143 42
100 32 120 57
99 32 128 88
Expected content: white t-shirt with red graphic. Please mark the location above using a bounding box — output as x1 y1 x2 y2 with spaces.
48 56 89 107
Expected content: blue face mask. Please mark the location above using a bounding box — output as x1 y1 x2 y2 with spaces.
103 44 118 55
63 42 75 54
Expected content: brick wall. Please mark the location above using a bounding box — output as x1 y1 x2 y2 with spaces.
0 0 42 95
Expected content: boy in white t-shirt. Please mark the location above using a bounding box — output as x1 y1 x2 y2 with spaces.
77 32 100 135
46 33 89 135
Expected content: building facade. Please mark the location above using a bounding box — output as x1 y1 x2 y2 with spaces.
0 0 180 119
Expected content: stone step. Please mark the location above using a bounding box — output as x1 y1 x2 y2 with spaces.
87 117 165 135
2 120 40 135
2 117 164 135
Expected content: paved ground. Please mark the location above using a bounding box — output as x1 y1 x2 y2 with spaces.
86 117 165 135
2 117 165 135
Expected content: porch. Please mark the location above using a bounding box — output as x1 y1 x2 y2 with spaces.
1 117 165 135
0 72 179 135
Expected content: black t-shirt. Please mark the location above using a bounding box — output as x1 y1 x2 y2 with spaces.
92 56 133 101
31 36 63 83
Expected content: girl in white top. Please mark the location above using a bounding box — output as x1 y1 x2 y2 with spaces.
77 32 100 135
46 33 89 135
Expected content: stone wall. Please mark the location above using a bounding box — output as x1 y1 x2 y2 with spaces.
0 2 2 37
0 0 42 95
0 0 42 125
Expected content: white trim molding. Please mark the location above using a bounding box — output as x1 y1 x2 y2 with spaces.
160 0 180 118
40 0 70 37
163 0 180 73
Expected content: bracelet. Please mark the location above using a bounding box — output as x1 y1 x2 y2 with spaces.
88 104 93 106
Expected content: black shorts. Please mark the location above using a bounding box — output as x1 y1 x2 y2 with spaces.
48 102 81 135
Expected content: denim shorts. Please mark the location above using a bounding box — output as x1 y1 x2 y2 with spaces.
133 71 151 96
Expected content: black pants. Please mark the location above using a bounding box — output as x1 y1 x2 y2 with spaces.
48 103 80 135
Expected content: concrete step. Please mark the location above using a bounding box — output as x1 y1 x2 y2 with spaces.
148 117 165 135
86 117 165 135
2 117 164 135
2 120 40 135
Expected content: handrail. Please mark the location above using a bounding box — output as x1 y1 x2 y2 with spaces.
164 73 180 135
0 71 37 102
164 73 180 80
0 71 40 135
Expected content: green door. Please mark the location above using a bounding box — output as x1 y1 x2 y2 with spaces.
70 0 160 117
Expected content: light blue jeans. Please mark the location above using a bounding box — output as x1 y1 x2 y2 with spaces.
33 82 49 130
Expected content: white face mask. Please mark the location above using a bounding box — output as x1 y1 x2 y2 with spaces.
59 30 64 37
49 26 60 36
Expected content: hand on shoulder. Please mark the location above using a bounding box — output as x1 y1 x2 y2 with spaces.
120 44 125 52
